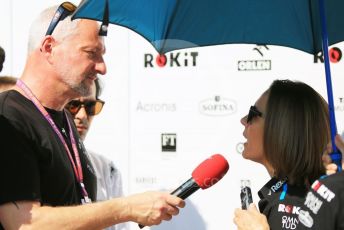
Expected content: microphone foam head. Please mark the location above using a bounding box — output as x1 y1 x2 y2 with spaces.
191 154 229 189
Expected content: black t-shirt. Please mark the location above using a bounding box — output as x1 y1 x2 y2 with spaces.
258 177 308 230
298 172 344 229
0 90 96 229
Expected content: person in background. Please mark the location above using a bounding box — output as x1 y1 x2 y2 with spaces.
0 46 5 72
0 76 16 92
0 46 17 93
0 3 184 229
233 79 330 229
65 78 126 230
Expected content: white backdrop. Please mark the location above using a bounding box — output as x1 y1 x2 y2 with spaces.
1 1 344 229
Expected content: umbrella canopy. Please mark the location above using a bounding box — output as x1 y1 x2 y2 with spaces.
72 0 343 168
73 0 344 55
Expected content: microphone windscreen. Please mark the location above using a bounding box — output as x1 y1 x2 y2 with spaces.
191 154 229 189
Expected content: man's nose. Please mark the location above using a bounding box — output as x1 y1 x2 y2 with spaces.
96 57 107 75
75 106 88 120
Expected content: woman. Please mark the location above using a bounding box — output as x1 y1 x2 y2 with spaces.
234 135 344 230
235 79 330 229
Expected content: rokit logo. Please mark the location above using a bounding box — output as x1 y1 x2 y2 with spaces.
144 52 199 68
311 180 335 202
136 101 176 112
278 204 301 215
314 47 342 63
161 133 177 152
199 96 237 116
238 45 272 71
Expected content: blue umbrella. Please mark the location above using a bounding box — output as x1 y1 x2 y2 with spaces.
72 0 343 169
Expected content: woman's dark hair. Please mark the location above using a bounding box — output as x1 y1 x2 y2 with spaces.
263 79 330 187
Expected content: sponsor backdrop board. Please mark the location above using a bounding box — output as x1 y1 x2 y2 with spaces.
1 1 344 229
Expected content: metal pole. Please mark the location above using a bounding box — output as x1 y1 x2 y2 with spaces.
318 0 341 171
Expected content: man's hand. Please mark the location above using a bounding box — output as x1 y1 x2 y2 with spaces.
0 191 185 230
125 191 185 226
322 134 344 175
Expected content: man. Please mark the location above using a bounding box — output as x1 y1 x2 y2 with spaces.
0 3 184 230
65 79 126 230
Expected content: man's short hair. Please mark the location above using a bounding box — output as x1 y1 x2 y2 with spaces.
0 76 17 93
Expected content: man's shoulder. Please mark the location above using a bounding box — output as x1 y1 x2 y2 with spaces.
0 90 31 117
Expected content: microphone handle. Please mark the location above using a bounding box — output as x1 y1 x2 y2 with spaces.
171 177 200 199
139 178 200 228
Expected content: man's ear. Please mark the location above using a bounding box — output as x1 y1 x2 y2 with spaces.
40 36 55 63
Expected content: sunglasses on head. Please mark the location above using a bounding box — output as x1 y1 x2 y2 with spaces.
66 99 105 116
45 2 77 36
246 106 263 123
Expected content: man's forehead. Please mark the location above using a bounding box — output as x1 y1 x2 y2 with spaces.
77 20 103 39
74 21 105 51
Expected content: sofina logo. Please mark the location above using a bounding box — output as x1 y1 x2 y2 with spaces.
199 96 237 116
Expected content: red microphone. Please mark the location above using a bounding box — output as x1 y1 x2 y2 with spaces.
171 154 229 199
139 154 229 228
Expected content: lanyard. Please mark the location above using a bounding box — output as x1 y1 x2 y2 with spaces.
16 80 90 203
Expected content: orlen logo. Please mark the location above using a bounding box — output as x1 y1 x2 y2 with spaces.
144 52 199 68
278 204 301 215
314 47 342 63
199 96 237 116
238 60 271 71
237 45 272 71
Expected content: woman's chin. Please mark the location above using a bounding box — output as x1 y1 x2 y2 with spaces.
241 151 249 159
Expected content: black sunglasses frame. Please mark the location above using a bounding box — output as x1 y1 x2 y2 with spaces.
247 106 263 123
45 2 77 36
66 99 105 116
